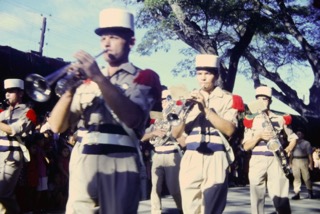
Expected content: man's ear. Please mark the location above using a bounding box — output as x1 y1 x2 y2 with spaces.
129 36 136 48
19 91 24 99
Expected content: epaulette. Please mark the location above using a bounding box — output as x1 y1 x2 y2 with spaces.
283 114 292 125
273 112 293 125
26 109 37 125
150 118 156 125
243 114 257 128
134 69 162 101
232 95 245 112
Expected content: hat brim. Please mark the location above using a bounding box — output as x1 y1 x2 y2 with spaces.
4 87 23 91
196 67 219 75
255 94 271 99
94 27 134 36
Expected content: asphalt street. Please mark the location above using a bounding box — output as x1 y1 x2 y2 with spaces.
44 181 320 214
138 182 320 214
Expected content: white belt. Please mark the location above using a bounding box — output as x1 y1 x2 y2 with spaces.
77 131 135 148
0 140 20 147
154 145 177 152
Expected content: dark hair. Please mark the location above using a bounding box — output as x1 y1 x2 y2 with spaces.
96 27 134 40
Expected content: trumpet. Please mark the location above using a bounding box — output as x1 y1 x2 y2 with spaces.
166 87 202 126
166 98 196 126
25 50 106 102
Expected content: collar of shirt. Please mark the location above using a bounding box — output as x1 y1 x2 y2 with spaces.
9 103 25 111
266 111 278 119
104 62 137 78
202 86 224 100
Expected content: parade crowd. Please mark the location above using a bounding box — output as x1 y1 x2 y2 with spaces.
0 7 319 214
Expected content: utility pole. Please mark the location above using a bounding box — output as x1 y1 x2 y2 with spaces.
39 16 47 56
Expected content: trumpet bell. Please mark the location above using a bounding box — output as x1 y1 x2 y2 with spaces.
167 113 180 126
25 74 51 102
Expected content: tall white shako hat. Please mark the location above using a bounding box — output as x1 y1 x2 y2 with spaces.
95 8 134 36
255 85 272 98
4 78 24 90
195 54 220 69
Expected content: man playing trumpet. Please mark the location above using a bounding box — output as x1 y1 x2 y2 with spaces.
172 54 244 214
48 8 162 214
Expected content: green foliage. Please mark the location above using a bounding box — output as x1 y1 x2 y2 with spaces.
123 0 320 117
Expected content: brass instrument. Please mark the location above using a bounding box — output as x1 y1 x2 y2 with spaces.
25 50 106 102
149 95 174 147
248 100 292 178
149 118 172 147
166 97 196 126
149 95 194 146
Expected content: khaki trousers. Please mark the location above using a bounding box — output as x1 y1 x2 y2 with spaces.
179 151 229 214
291 158 312 193
249 155 291 214
150 151 182 214
66 143 141 214
0 150 23 214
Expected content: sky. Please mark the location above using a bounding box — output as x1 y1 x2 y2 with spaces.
0 0 314 115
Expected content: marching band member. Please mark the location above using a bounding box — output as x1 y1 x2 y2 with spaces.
0 78 36 213
48 8 162 213
141 89 182 214
242 85 298 214
172 54 244 214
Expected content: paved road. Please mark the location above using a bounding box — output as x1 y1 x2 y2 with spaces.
45 182 320 213
138 182 320 214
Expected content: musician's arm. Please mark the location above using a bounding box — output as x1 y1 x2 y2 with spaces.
176 135 187 148
283 124 298 156
141 127 166 142
285 139 297 157
49 91 73 133
0 122 12 135
171 122 186 139
204 108 235 137
242 131 263 151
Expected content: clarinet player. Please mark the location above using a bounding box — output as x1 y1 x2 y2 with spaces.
242 85 298 214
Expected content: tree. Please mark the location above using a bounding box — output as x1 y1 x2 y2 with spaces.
122 0 320 118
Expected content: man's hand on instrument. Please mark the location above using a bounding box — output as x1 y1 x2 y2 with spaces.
73 50 104 82
152 129 167 138
190 89 206 112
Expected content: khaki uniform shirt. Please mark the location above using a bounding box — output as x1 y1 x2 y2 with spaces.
184 87 239 152
69 63 157 149
0 104 35 161
243 111 298 155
